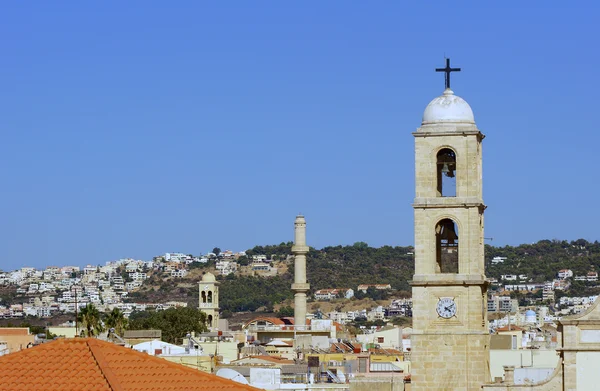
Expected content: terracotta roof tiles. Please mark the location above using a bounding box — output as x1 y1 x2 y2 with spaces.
0 328 30 336
496 325 525 332
0 338 263 391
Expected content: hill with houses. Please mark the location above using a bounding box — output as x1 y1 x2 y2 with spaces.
1 239 600 325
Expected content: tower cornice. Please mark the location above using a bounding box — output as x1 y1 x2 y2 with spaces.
291 283 310 292
292 245 309 254
413 129 484 140
411 275 489 288
413 200 485 209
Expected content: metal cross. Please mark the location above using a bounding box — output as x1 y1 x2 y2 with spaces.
435 58 461 89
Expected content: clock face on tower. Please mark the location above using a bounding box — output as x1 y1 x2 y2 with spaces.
436 297 457 319
204 285 209 290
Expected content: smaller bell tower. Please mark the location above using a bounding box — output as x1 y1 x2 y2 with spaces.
199 272 219 330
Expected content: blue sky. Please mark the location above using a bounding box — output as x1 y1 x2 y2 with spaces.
1 2 599 270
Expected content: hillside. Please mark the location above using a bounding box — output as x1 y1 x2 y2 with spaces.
167 239 600 314
486 239 600 281
7 239 599 321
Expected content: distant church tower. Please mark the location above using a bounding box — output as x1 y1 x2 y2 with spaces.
199 272 219 330
411 61 490 391
291 214 309 328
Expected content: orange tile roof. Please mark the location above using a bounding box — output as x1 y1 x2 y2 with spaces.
0 338 263 391
497 325 525 332
368 348 403 355
0 328 29 336
243 317 286 327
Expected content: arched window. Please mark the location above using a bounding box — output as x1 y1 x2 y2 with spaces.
208 291 213 303
437 148 456 197
436 218 459 273
201 291 206 303
208 315 213 328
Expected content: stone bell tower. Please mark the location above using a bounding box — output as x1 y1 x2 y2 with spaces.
411 60 490 391
199 272 219 330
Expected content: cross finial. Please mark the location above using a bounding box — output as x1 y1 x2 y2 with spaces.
435 58 461 89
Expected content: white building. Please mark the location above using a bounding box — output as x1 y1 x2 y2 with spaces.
215 260 237 276
132 340 198 356
557 269 573 279
165 253 188 263
171 269 188 278
129 272 147 281
314 288 354 300
84 265 98 275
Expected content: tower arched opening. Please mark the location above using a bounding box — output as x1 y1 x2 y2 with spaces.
435 218 459 273
201 291 206 303
436 148 456 197
208 291 213 303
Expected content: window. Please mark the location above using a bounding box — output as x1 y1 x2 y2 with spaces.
208 291 213 303
436 218 459 273
512 335 517 350
377 337 385 343
437 148 456 197
201 291 206 303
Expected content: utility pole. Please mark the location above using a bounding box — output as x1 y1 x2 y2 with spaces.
71 285 79 337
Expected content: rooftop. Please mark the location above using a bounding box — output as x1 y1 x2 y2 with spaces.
0 328 30 336
0 338 262 391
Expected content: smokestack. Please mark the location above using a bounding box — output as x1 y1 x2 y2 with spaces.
291 214 309 329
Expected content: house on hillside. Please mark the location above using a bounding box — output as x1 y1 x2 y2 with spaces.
314 288 354 300
557 269 573 279
357 284 391 293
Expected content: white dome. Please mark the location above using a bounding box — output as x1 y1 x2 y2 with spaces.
422 89 475 125
202 272 216 282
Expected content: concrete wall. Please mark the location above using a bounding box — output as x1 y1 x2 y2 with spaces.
161 355 213 372
48 326 77 338
576 352 600 391
350 377 405 391
489 350 559 380
200 340 238 363
0 329 35 354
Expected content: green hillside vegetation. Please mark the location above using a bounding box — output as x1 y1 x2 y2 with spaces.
217 239 600 312
486 239 600 282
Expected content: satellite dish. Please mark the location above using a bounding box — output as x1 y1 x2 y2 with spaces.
216 368 249 385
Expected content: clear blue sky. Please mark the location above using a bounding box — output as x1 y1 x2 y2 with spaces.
1 2 599 270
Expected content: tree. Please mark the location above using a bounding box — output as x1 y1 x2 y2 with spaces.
276 305 295 318
78 303 103 337
353 241 369 249
391 316 412 327
237 256 250 266
105 307 128 336
212 247 221 256
128 307 208 344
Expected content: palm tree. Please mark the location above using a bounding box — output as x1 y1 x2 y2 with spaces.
77 303 103 337
105 307 128 336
